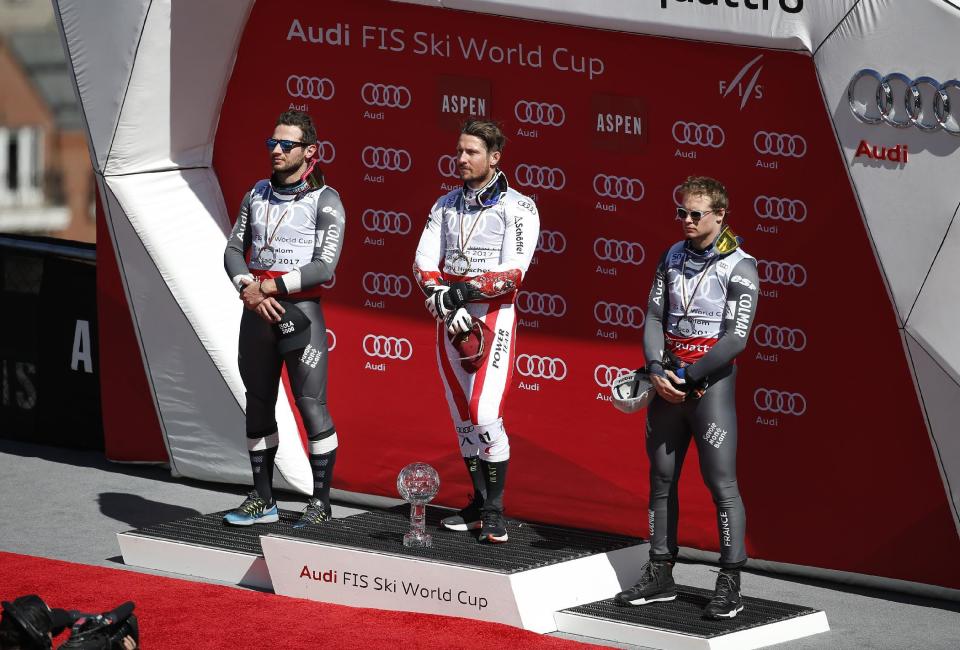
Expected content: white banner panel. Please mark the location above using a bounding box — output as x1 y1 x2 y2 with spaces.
104 0 253 175
815 0 960 324
53 0 149 172
396 0 857 51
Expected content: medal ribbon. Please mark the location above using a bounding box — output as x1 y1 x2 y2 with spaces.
257 186 294 265
678 253 719 332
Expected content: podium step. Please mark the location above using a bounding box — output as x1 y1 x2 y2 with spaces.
554 587 829 649
116 509 308 589
258 506 646 632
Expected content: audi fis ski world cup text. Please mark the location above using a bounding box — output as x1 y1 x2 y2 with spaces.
299 565 489 611
286 20 605 79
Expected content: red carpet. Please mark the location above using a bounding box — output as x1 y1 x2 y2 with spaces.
0 552 604 648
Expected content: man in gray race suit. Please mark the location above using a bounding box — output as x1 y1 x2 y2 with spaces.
222 110 345 529
615 176 759 619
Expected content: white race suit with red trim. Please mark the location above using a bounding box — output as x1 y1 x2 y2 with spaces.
414 172 540 461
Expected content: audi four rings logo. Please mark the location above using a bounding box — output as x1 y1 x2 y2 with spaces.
437 154 459 179
515 164 566 190
753 324 807 352
594 364 631 388
326 329 337 352
754 388 807 416
537 230 567 254
754 196 807 222
593 174 645 201
362 209 412 235
594 238 645 265
672 121 726 148
754 131 807 157
362 146 412 172
286 75 335 100
362 272 412 298
315 141 336 164
516 291 567 317
673 184 685 208
362 334 413 360
847 69 960 135
360 82 411 109
594 301 645 329
514 100 566 126
758 260 807 287
515 354 568 380
321 273 336 290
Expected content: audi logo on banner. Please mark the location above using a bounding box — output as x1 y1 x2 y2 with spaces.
286 75 335 100
594 364 631 388
322 273 336 290
515 164 566 190
537 230 567 254
754 196 807 222
516 291 567 317
314 141 336 164
593 174 645 201
594 237 645 265
515 354 567 381
673 184 685 208
753 324 807 352
594 301 645 329
847 69 960 135
754 131 807 157
362 272 412 298
362 334 413 360
758 260 807 287
514 100 566 126
326 329 337 352
362 146 412 172
437 154 458 179
360 82 412 109
672 121 726 148
362 209 412 235
754 388 807 416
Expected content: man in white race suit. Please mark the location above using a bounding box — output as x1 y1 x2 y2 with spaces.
414 120 540 543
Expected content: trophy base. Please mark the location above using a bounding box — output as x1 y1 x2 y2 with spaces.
403 531 432 548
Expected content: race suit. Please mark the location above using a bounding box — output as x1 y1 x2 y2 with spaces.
643 236 759 568
413 172 539 461
224 178 345 457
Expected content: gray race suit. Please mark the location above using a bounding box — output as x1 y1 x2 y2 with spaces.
642 237 759 568
223 179 345 444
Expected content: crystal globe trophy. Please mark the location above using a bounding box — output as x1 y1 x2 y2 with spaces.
397 462 440 547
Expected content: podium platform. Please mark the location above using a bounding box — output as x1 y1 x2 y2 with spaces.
554 587 829 649
117 507 828 645
117 506 646 632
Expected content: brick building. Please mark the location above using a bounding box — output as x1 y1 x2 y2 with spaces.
0 16 95 242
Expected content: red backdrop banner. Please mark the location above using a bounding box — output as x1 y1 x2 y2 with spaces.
211 0 960 588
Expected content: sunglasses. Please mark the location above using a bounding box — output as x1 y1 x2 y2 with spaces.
266 138 311 153
676 207 717 222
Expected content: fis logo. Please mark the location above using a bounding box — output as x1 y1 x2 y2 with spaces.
719 54 764 110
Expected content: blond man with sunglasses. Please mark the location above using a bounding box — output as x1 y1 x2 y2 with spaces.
616 176 759 619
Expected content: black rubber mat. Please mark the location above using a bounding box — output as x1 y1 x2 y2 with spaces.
123 505 642 574
561 587 820 637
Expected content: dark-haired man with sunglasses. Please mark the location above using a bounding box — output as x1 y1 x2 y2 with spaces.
223 110 345 529
615 176 759 619
413 119 540 543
